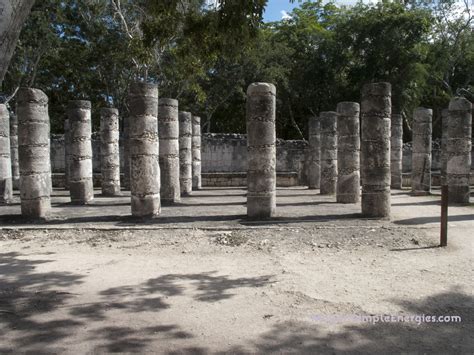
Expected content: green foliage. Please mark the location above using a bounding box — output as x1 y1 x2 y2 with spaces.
2 0 472 140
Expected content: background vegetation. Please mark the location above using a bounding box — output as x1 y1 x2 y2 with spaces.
2 0 472 140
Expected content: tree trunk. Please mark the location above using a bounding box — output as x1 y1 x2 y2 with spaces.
0 0 35 88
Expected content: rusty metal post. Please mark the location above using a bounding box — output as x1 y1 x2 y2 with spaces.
440 185 448 247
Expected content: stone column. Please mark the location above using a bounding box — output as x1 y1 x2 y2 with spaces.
390 113 403 189
128 82 161 216
68 100 94 204
17 88 51 217
320 111 337 195
246 82 276 218
64 117 70 189
0 104 13 203
158 98 180 204
447 97 472 204
179 111 192 196
192 115 202 190
360 82 391 218
307 116 320 189
10 112 20 190
411 107 432 195
440 109 448 186
122 115 130 190
100 108 121 196
336 102 360 203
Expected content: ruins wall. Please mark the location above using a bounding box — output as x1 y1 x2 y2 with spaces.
49 133 473 187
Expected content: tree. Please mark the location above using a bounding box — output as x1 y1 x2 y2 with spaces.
0 0 35 90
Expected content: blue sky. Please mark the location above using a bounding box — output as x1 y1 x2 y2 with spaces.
263 0 300 22
263 0 367 22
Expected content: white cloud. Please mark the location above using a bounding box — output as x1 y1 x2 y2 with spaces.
281 10 292 20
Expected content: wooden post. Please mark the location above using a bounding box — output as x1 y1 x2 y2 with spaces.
440 185 448 247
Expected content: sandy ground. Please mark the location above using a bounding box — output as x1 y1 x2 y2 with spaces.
0 187 473 353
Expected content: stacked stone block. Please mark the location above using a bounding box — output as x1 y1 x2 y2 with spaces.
0 104 12 203
128 83 161 216
192 115 202 190
360 82 391 218
100 108 121 196
411 107 432 195
440 109 449 186
336 102 360 203
158 98 180 204
122 115 130 190
9 112 19 189
17 88 51 217
320 111 337 195
64 117 71 189
447 97 472 204
307 116 321 189
246 82 276 218
68 100 94 204
390 113 403 189
179 111 193 196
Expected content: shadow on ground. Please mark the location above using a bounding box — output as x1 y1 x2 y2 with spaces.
0 212 368 227
0 252 472 353
0 252 273 352
394 214 474 225
226 287 473 354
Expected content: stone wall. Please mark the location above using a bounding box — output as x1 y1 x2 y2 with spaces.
51 133 309 181
49 133 473 187
402 139 474 173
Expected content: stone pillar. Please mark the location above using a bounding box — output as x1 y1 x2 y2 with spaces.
390 113 403 189
440 109 448 186
122 115 130 190
128 82 161 216
447 97 472 204
179 111 192 196
246 82 276 218
307 116 320 189
320 111 337 195
158 98 180 204
360 82 391 218
336 102 360 203
0 104 13 203
192 115 202 190
64 117 70 189
9 112 19 190
100 108 121 196
68 100 94 204
411 107 432 195
17 88 51 217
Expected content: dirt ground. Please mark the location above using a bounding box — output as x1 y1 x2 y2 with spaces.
0 187 473 353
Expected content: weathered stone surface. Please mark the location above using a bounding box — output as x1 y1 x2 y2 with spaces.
68 100 94 204
447 97 472 204
17 88 51 217
440 109 448 186
192 115 202 190
179 111 193 196
100 108 121 196
320 111 337 195
307 116 320 189
9 111 19 190
122 115 130 190
64 117 71 189
246 82 276 218
0 104 13 203
361 82 391 218
390 113 403 189
411 107 432 195
336 102 360 203
128 82 161 216
158 98 180 204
